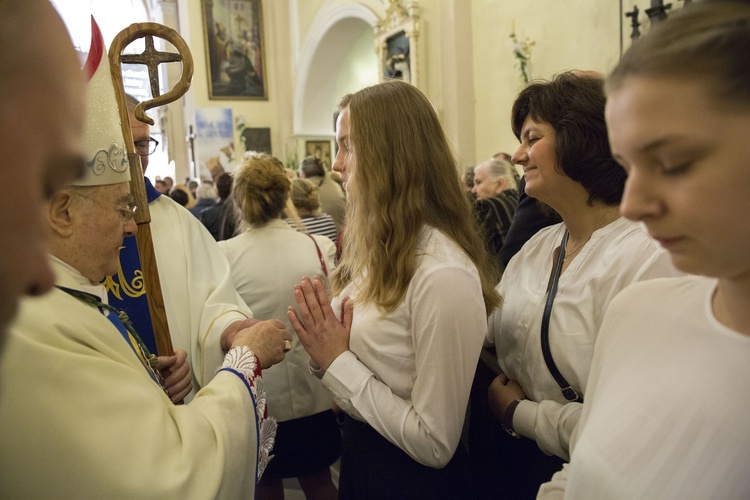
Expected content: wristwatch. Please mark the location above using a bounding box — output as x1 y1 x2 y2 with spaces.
501 398 523 438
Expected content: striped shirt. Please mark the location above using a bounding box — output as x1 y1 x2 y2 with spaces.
287 213 338 242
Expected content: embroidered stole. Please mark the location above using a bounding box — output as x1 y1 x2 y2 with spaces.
102 177 162 354
57 286 165 390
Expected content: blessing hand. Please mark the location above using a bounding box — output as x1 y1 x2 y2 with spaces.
231 319 291 369
287 276 353 372
221 318 262 352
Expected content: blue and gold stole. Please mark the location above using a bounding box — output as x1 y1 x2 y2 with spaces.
103 177 162 355
57 285 165 390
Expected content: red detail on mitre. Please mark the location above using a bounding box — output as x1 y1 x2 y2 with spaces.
82 16 104 82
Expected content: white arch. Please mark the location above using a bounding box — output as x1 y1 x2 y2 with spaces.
293 1 381 135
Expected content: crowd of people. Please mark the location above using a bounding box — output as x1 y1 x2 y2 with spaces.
1 1 749 499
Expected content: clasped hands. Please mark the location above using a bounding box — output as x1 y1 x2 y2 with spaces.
487 372 527 422
287 276 353 372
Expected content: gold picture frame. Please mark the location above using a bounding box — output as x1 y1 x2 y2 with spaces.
202 0 268 100
305 140 333 170
375 0 420 87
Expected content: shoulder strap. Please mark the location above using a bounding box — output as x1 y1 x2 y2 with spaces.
305 233 329 277
540 230 583 403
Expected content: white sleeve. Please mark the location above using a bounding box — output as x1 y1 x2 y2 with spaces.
322 266 486 467
0 298 263 498
513 399 582 460
162 204 253 387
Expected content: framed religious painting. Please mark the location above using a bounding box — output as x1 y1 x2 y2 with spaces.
375 0 420 87
242 127 272 155
305 140 333 170
202 0 268 100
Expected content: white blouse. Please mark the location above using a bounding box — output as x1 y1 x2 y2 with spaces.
219 219 336 422
540 277 750 499
488 217 681 459
321 226 487 468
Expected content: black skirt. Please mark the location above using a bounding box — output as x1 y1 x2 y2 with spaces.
338 416 473 500
468 359 564 499
263 410 342 479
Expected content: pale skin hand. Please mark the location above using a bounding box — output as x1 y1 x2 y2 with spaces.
157 348 193 403
230 319 292 369
221 318 262 352
287 276 353 372
488 372 527 422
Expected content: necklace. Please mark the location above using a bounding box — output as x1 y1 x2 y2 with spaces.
562 207 615 262
563 236 590 261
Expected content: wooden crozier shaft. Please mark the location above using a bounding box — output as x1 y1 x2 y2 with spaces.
127 152 174 357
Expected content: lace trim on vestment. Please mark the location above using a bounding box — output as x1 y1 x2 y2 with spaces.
219 346 277 479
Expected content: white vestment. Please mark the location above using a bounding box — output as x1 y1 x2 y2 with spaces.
0 260 271 498
106 192 253 392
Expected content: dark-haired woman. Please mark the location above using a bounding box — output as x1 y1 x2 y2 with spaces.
485 71 681 498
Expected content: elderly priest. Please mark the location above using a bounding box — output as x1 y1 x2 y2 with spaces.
0 24 290 498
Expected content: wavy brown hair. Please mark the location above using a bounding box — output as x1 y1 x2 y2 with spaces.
331 80 500 314
232 153 291 226
290 178 322 215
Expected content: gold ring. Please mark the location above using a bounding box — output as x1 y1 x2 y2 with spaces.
283 340 292 353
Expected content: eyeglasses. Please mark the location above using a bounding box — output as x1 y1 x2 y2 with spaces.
75 192 138 222
134 137 159 156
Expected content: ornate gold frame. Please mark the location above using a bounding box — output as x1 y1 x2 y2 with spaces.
374 0 420 87
201 0 268 100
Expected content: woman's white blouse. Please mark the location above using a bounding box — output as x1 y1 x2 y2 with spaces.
488 217 680 460
219 219 336 422
322 226 487 468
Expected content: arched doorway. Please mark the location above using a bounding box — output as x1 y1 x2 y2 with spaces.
294 3 379 139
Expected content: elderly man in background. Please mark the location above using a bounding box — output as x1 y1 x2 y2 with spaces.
472 158 520 267
0 0 86 343
104 93 259 394
0 25 290 497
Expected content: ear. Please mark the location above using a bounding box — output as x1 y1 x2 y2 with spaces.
495 178 508 194
47 190 76 238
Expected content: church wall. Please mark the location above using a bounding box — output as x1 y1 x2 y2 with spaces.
469 0 622 162
172 0 679 179
178 0 295 176
296 0 330 53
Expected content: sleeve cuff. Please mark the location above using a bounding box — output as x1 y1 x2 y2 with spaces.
308 358 324 378
322 351 371 398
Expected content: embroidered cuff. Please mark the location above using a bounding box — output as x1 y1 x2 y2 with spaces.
219 346 277 480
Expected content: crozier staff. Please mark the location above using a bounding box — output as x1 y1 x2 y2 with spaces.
0 21 291 497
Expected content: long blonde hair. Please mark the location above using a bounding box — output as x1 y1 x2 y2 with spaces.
331 80 500 314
